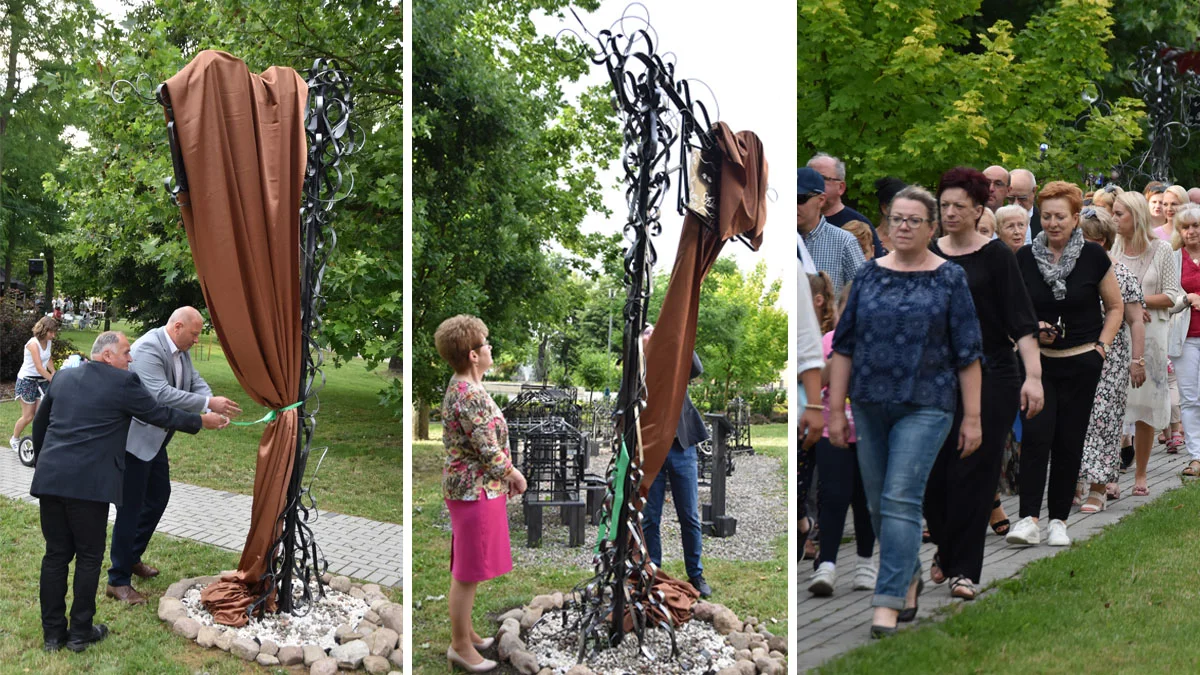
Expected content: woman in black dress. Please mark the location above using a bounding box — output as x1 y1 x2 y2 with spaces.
924 167 1044 600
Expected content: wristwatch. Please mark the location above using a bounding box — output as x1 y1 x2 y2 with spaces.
1133 356 1146 366
1096 341 1111 356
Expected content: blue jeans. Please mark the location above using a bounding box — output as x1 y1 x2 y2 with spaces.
852 402 953 609
643 440 703 579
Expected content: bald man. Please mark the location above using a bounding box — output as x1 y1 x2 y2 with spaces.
106 307 242 605
1189 187 1200 205
983 165 1010 211
1008 169 1041 242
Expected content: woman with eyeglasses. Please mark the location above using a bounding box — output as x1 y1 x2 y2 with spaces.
922 168 1042 602
1007 181 1123 548
434 314 527 672
828 184 983 637
1112 191 1183 497
1169 204 1200 478
1076 207 1146 511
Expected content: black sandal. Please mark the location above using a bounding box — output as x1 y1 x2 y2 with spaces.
950 576 977 601
989 498 1010 536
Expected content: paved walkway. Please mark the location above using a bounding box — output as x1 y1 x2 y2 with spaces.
796 445 1193 671
0 448 404 588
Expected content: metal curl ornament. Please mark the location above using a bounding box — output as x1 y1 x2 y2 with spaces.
540 3 736 664
1118 43 1200 186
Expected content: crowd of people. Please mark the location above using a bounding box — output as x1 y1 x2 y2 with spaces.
797 154 1200 638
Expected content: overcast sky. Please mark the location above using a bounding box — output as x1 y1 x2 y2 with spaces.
536 0 796 290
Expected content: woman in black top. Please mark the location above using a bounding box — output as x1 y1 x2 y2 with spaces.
1007 181 1123 549
924 167 1043 600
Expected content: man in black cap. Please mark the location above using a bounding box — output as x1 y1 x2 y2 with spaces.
30 331 227 653
798 166 864 291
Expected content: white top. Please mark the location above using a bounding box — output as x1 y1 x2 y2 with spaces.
17 337 52 380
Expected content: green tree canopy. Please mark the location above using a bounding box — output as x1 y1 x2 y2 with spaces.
800 0 1146 205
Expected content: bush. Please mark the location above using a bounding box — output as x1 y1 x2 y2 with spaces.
0 299 39 381
52 337 82 370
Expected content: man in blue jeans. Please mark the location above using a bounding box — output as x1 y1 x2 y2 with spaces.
640 324 713 598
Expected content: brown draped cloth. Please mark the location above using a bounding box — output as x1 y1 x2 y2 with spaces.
638 123 767 495
163 50 309 627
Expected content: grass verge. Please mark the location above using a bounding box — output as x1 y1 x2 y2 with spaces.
818 480 1200 674
412 422 789 674
2 326 402 524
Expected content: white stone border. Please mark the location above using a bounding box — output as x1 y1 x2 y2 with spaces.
492 593 789 675
157 573 404 674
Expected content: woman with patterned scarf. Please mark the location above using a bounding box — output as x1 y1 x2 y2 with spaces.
1007 181 1124 548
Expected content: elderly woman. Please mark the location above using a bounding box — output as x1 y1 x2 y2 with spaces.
828 184 982 637
1008 182 1123 548
435 315 527 673
11 316 57 451
923 168 1041 601
996 204 1028 254
1170 205 1200 477
1112 191 1182 496
1077 207 1146 510
976 207 997 238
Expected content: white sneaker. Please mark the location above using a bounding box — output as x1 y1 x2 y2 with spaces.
1046 519 1070 546
1006 516 1040 546
8 437 17 452
852 557 877 591
808 562 836 596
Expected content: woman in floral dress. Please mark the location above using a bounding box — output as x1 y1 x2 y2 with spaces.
1078 207 1146 511
436 315 527 673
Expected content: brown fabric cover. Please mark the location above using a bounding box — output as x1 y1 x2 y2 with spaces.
639 123 767 494
617 568 699 630
163 50 308 627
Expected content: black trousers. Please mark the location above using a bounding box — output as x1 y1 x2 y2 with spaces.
1019 351 1104 522
815 439 874 566
109 439 172 587
925 364 1021 583
40 495 109 641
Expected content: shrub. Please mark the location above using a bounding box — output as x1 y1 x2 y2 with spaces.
0 299 39 381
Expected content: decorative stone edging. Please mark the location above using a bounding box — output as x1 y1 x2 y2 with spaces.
157 573 404 674
491 593 788 675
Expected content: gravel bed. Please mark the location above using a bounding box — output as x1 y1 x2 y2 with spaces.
179 580 368 650
524 613 737 675
433 449 786 569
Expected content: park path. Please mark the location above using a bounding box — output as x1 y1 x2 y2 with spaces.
796 445 1193 672
0 448 404 588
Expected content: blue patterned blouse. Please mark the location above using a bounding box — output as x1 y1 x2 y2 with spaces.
832 261 983 412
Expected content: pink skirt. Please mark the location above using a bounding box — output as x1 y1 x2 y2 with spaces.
446 492 513 583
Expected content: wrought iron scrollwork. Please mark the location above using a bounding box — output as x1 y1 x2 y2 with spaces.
252 58 359 618
1118 43 1200 186
545 3 724 663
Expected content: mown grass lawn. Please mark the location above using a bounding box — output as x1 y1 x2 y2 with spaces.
411 421 789 674
818 480 1200 674
3 325 402 524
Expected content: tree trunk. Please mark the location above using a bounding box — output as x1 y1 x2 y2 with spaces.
2 219 13 298
43 245 54 310
388 355 401 373
414 400 430 440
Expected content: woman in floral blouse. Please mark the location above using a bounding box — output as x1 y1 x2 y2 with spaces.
435 315 527 673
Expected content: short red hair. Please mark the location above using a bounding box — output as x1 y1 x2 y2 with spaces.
1036 181 1083 215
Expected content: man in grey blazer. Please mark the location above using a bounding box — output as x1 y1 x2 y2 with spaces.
32 331 226 652
106 307 242 605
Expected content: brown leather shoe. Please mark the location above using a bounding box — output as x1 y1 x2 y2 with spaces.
105 584 147 605
131 562 160 579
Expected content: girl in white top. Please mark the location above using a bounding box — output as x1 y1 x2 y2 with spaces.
11 317 57 450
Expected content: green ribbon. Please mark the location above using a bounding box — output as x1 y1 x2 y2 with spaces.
595 439 631 552
229 401 303 426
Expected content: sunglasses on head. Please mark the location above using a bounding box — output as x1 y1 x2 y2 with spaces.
798 193 819 205
1148 185 1167 194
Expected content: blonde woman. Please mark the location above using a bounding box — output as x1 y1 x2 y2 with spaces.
1111 191 1183 496
842 220 876 261
435 315 527 672
1170 204 1200 477
11 317 57 450
977 207 997 238
1154 185 1189 242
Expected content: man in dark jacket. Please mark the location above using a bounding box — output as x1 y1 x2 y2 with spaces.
31 331 227 653
640 325 714 598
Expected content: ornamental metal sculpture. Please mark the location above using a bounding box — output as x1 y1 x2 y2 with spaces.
111 56 357 619
1118 43 1200 186
546 4 727 662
